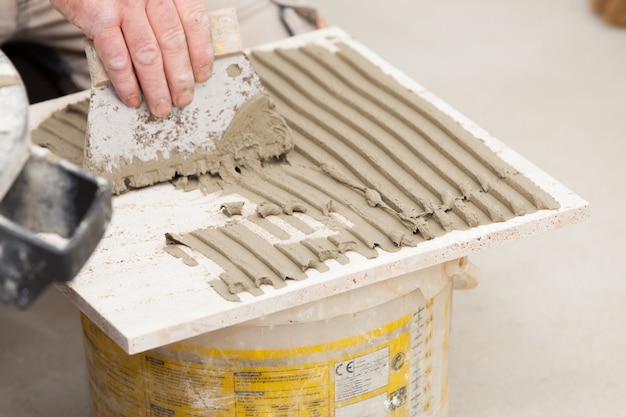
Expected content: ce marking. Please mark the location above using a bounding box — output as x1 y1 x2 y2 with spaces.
335 360 354 376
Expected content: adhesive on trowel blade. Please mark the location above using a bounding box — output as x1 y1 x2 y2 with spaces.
85 87 293 194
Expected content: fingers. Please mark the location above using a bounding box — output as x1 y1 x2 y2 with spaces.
118 5 170 118
146 0 195 110
92 26 143 109
91 0 214 117
122 0 213 117
173 0 214 83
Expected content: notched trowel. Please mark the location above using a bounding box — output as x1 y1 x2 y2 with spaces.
84 8 292 194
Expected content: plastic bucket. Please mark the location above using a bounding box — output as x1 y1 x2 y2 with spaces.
81 258 478 417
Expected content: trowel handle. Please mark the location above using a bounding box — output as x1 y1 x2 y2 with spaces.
207 8 243 57
84 40 109 87
85 8 243 87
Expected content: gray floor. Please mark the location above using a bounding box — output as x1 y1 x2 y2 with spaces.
2 1 625 416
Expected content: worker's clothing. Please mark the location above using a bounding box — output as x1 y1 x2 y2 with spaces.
0 0 319 99
0 0 90 93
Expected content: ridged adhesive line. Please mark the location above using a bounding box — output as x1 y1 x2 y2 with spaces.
30 40 561 302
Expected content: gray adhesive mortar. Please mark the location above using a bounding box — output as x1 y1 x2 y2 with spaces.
32 41 559 301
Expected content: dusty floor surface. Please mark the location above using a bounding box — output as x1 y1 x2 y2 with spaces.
2 1 625 416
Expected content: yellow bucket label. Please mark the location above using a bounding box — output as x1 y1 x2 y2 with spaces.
81 286 450 417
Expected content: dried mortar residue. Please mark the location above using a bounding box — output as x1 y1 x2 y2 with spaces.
84 90 292 194
32 41 560 302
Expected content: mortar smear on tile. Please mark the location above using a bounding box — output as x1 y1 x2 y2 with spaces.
32 41 559 302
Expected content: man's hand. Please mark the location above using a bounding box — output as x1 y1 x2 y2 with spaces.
51 0 214 117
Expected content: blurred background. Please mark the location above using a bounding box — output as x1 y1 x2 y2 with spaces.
1 0 625 415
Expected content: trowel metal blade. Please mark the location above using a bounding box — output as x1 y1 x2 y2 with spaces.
84 52 266 194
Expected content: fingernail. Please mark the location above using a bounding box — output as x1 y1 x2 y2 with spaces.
126 94 142 108
195 45 214 82
175 89 193 108
153 99 171 118
195 63 213 83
